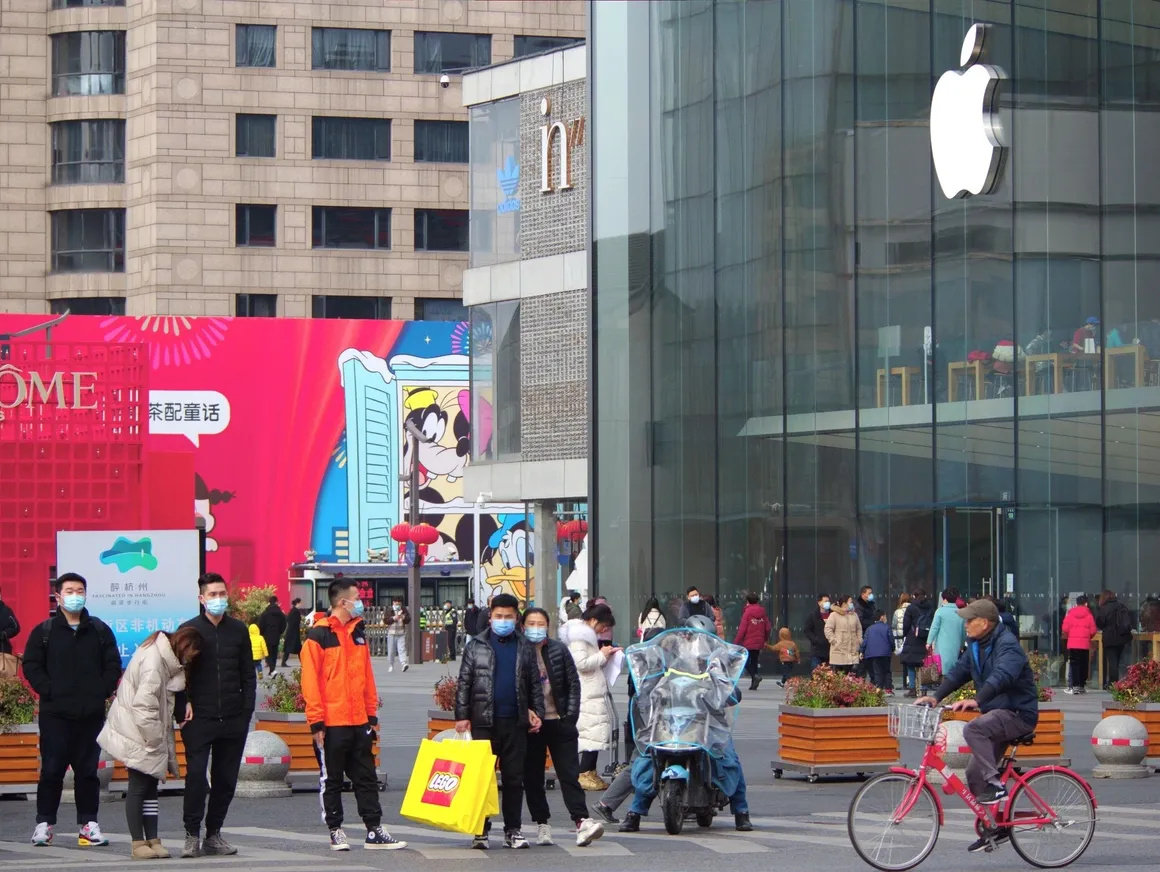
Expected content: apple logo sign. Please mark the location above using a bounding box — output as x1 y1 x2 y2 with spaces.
930 23 1008 199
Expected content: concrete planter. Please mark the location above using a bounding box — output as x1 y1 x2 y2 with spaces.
0 724 39 791
1103 701 1160 767
943 705 1066 763
777 705 899 766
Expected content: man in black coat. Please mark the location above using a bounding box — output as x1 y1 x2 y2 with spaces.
281 597 304 668
463 598 481 637
22 572 121 848
257 595 287 676
0 585 20 655
854 586 877 633
804 593 832 670
177 573 256 859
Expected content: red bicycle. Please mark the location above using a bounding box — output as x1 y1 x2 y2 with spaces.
847 704 1097 870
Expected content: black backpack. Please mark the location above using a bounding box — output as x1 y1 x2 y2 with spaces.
914 606 934 639
1114 604 1135 639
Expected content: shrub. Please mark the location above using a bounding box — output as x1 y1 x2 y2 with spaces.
941 679 1053 709
230 584 277 625
263 668 306 714
0 677 37 732
433 675 457 712
784 666 886 708
1110 659 1160 708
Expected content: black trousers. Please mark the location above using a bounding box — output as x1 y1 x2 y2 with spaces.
281 643 299 667
1068 648 1090 688
1104 644 1129 685
745 649 762 680
579 750 599 771
319 723 381 830
182 716 248 836
445 627 457 659
867 656 893 690
474 717 527 835
525 719 587 825
262 633 280 673
126 767 160 841
37 712 104 825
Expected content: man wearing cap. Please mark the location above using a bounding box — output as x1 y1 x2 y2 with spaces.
1071 316 1100 353
917 598 1038 853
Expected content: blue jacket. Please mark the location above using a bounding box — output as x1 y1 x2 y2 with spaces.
936 623 1038 727
861 621 894 659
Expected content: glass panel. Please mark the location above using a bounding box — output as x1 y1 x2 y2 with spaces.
50 120 125 185
312 117 390 160
495 301 521 459
50 209 125 273
235 293 277 317
469 303 495 461
413 32 491 74
51 31 126 96
311 28 390 71
311 207 391 249
235 205 276 247
414 120 468 163
52 0 124 7
415 209 469 251
417 298 468 321
513 35 584 58
236 114 276 157
311 296 390 319
237 24 276 68
468 98 520 266
49 297 125 315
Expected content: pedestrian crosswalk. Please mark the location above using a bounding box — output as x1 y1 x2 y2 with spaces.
1 804 1156 867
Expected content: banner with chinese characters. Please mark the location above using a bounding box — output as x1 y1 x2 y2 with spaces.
56 529 201 665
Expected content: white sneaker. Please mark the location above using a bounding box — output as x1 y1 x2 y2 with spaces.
576 818 604 847
536 823 553 845
31 823 52 846
1063 687 1076 695
388 666 394 673
78 821 109 847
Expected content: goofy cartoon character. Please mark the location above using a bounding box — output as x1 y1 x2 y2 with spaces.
401 387 470 486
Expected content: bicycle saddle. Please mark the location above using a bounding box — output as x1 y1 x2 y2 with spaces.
1009 733 1036 745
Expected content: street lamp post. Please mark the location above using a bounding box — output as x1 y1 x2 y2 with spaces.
404 420 435 665
472 491 492 606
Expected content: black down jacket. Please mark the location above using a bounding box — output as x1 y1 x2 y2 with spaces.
178 613 256 721
23 610 121 720
539 637 582 724
454 630 545 729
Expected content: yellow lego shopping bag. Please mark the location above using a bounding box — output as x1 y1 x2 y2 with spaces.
401 736 499 834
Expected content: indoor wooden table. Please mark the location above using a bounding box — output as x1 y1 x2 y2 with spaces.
947 359 988 402
1094 630 1160 688
1106 344 1149 389
1023 352 1100 395
876 366 920 408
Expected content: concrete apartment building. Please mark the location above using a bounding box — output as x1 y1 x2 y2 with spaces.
0 0 583 320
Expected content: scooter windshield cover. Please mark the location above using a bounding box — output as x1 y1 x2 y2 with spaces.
625 628 748 758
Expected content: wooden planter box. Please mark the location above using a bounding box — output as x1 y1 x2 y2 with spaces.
255 712 380 773
112 732 187 783
943 706 1065 762
778 705 899 766
427 709 455 740
0 724 39 786
1103 701 1160 765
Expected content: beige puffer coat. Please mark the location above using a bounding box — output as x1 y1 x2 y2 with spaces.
824 608 864 667
559 619 613 752
98 633 185 780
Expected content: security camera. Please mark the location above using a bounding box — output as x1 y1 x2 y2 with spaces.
439 74 451 89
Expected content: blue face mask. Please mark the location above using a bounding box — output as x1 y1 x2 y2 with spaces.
866 593 875 602
350 599 365 618
492 619 516 637
203 597 228 617
62 594 86 613
821 602 831 612
524 626 547 644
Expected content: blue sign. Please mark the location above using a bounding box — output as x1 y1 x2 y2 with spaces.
497 156 520 213
404 540 417 567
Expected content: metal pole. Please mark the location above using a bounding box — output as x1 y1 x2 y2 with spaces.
472 497 481 605
408 429 423 665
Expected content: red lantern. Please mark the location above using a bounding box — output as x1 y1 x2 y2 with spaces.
556 520 568 542
409 522 440 546
391 523 411 543
575 519 588 537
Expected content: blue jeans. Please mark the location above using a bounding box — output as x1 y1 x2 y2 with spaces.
810 656 827 672
904 665 917 690
628 744 748 816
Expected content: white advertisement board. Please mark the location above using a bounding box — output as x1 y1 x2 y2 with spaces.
56 529 201 666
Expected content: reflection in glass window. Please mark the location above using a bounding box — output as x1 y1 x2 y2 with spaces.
311 295 391 319
52 0 124 7
469 99 521 267
50 209 125 273
235 204 276 247
49 297 125 315
51 120 125 185
513 35 583 58
312 207 391 250
51 31 125 96
236 293 277 317
237 24 276 68
416 298 468 322
236 114 276 157
414 120 468 163
468 302 519 461
414 209 469 251
312 117 391 161
414 32 491 74
311 28 390 71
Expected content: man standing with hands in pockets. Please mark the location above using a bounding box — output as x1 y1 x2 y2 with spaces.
302 580 406 852
455 593 545 850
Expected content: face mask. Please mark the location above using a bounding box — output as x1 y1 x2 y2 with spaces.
821 602 831 612
204 597 228 617
524 626 547 643
350 599 365 618
866 593 875 602
62 594 86 613
689 595 701 604
492 618 516 637
393 604 401 612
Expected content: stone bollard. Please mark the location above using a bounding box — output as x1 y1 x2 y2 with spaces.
233 730 292 798
1091 715 1151 779
929 719 970 785
61 750 118 804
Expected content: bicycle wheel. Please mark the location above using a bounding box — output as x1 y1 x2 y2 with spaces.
1006 770 1096 868
847 772 940 871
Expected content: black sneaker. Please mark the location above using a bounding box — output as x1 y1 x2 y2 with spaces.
504 830 529 849
618 812 641 833
364 826 406 850
967 830 1010 853
977 784 1008 805
471 835 489 851
590 802 619 825
735 813 753 832
329 828 350 852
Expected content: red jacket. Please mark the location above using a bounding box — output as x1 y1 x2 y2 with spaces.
733 603 772 650
1061 605 1098 650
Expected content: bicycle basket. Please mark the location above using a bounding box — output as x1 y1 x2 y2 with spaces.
888 703 944 741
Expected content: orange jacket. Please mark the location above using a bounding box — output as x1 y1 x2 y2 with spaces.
301 614 379 732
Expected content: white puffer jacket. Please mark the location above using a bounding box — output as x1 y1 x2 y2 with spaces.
98 633 185 780
560 619 613 752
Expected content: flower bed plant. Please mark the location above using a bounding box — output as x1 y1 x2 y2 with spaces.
433 675 456 711
784 666 886 709
1109 660 1160 708
0 677 36 732
263 669 306 714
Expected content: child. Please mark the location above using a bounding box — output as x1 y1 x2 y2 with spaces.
766 628 800 686
861 611 895 692
249 624 268 679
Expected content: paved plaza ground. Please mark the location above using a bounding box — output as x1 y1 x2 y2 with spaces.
1 657 1157 872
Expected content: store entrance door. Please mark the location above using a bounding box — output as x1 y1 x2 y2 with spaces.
941 507 1010 601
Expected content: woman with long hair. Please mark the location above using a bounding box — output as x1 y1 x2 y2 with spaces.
560 603 618 791
637 596 666 639
99 627 202 860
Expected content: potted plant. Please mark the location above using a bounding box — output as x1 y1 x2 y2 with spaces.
1103 660 1160 765
774 667 897 779
427 675 457 739
0 676 39 787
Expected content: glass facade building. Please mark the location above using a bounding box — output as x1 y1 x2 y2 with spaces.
591 0 1160 654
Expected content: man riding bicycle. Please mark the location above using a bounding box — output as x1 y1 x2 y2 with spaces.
917 598 1038 852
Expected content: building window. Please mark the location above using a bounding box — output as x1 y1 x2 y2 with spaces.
50 209 125 273
311 296 391 319
469 301 520 460
414 120 468 163
235 293 277 317
312 207 391 250
235 205 276 247
413 32 490 75
50 119 125 185
51 31 125 97
416 298 468 322
312 117 391 161
513 35 584 58
311 28 390 71
236 24 276 68
52 0 124 7
49 297 126 315
236 114 276 157
414 209 468 252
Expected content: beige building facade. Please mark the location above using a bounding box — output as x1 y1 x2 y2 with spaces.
0 0 583 319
